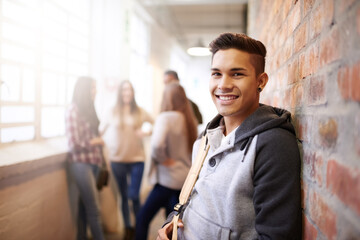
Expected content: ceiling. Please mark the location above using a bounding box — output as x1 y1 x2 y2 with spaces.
138 0 248 52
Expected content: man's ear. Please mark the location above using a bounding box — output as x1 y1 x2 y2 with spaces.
257 72 268 90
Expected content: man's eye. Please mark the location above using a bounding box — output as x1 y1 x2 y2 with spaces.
211 72 221 76
234 73 244 76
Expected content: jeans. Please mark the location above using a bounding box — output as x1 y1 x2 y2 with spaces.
135 184 180 240
70 162 104 240
111 161 144 228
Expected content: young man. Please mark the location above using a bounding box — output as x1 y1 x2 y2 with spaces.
157 33 302 239
163 70 203 124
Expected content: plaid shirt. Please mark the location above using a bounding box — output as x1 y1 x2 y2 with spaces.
65 104 102 165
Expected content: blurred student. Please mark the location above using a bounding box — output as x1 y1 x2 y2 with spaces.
101 80 153 240
65 76 105 240
135 83 198 240
163 70 203 124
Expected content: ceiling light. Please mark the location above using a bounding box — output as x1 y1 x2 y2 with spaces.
186 39 211 57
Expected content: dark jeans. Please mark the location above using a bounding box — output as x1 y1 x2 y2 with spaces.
135 184 180 240
111 161 144 228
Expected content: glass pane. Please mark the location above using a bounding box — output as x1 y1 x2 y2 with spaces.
41 107 65 138
1 126 35 143
22 67 35 102
1 64 20 101
68 47 88 63
43 37 67 57
2 0 40 28
2 21 37 47
68 31 88 50
42 72 58 104
43 54 66 72
67 76 77 103
43 19 67 41
1 43 35 65
69 16 88 36
44 2 67 24
68 62 88 75
57 75 66 104
1 106 34 123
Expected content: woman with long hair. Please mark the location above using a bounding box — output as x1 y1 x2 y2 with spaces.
135 82 198 240
101 80 153 240
65 76 105 240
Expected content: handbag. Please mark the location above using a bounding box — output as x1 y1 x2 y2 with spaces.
97 148 109 190
171 134 210 240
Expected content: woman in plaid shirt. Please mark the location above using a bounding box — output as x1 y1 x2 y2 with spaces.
65 76 105 240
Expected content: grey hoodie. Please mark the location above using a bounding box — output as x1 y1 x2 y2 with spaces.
172 104 302 240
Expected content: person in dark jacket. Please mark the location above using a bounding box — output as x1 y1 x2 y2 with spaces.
163 70 203 125
157 33 302 240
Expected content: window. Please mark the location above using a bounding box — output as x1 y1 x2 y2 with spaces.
0 0 91 143
129 12 153 113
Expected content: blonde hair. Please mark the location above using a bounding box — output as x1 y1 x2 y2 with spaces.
161 83 198 153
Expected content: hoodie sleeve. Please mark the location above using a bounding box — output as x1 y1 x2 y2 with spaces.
253 128 302 240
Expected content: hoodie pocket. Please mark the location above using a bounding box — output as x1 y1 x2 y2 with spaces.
180 207 231 240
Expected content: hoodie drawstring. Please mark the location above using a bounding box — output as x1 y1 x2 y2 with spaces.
240 136 253 162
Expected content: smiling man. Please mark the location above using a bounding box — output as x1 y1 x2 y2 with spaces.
156 33 302 240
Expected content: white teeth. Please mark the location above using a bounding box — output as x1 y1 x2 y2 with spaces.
219 95 236 101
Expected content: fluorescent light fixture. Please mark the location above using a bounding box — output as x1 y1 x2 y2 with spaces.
187 46 211 56
187 39 211 56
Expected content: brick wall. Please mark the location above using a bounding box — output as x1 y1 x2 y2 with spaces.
248 0 360 239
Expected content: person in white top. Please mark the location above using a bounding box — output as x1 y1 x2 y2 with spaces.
101 80 153 240
135 83 198 240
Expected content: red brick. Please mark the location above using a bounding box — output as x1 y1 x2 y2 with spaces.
288 59 299 84
358 8 360 35
310 0 334 39
303 151 323 186
339 0 356 14
294 22 308 53
320 28 340 67
307 75 326 105
309 190 337 240
337 62 360 102
303 215 318 240
308 44 319 75
356 114 360 156
299 44 319 79
304 0 315 16
288 2 301 35
301 180 308 209
283 39 292 64
327 160 360 215
318 118 338 148
282 0 293 21
297 115 311 143
291 82 304 109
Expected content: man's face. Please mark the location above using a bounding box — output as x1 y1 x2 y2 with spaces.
163 73 176 84
210 49 260 123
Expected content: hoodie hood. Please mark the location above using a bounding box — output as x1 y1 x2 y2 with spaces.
203 104 295 154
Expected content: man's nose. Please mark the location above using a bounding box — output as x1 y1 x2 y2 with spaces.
217 75 233 90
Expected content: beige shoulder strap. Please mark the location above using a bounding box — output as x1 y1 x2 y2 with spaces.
172 134 210 240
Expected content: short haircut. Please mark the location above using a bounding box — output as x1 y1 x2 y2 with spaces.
164 70 179 81
209 33 267 76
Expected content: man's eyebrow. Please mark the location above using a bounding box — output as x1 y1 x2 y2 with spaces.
230 68 247 71
210 67 247 71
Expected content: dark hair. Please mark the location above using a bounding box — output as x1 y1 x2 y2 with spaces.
72 76 100 134
209 32 267 76
164 70 179 81
114 80 141 129
161 83 197 153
